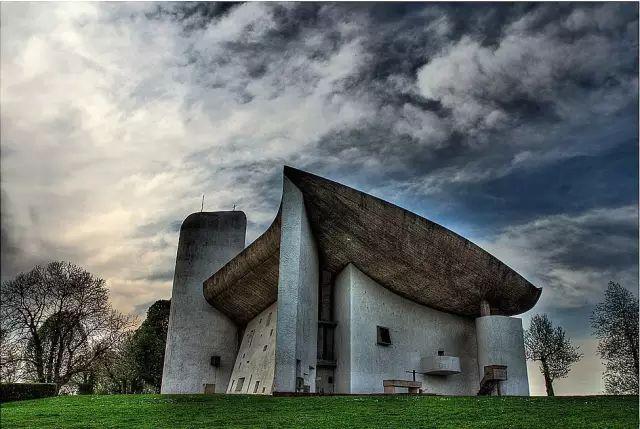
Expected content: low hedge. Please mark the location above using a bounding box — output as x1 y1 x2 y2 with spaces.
0 383 57 402
78 383 94 395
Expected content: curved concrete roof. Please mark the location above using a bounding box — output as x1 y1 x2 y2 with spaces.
204 166 541 325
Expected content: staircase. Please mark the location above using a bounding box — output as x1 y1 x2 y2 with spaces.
478 365 507 396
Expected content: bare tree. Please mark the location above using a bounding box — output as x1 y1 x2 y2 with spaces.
591 281 639 394
0 262 135 391
0 326 22 382
524 313 582 396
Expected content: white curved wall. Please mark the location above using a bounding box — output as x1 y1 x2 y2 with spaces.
334 264 480 395
475 315 530 396
161 211 246 394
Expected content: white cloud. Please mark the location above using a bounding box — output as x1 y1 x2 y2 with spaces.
416 6 636 135
394 103 449 147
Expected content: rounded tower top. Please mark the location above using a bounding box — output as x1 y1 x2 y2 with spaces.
180 211 247 232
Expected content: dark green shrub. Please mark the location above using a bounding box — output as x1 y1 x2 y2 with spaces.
78 383 94 395
0 383 57 402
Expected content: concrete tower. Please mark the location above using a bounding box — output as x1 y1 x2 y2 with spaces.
161 211 246 394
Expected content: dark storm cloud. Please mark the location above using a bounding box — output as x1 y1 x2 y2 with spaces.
0 190 24 281
411 128 639 233
0 189 80 281
133 219 184 238
192 2 634 218
134 270 175 283
173 1 637 318
147 2 242 31
484 203 638 311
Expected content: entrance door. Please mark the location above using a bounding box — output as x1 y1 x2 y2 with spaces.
316 367 335 394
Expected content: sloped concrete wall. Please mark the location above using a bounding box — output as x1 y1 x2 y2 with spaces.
161 211 246 394
273 177 319 393
334 264 480 395
227 302 277 394
476 316 530 396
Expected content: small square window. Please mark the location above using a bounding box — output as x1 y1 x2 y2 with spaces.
438 350 445 356
263 345 268 351
377 326 391 346
210 355 220 367
236 377 245 392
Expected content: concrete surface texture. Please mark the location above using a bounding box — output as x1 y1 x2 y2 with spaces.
476 316 530 396
273 177 319 393
334 264 480 395
333 264 352 394
203 213 281 325
227 302 277 395
421 356 462 375
161 212 246 394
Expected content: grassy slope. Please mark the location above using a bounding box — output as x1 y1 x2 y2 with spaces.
1 394 638 429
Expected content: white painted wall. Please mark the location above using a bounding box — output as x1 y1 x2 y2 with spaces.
273 177 319 393
334 264 480 395
227 302 278 394
334 266 352 393
476 315 530 396
161 212 245 394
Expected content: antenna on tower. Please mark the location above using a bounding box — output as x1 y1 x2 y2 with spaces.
201 194 205 212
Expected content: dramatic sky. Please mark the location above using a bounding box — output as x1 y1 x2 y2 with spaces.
1 2 638 395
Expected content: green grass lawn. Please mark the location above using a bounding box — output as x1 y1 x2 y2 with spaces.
1 394 637 429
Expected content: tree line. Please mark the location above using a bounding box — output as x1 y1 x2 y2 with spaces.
1 261 638 395
0 262 169 394
525 281 639 396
